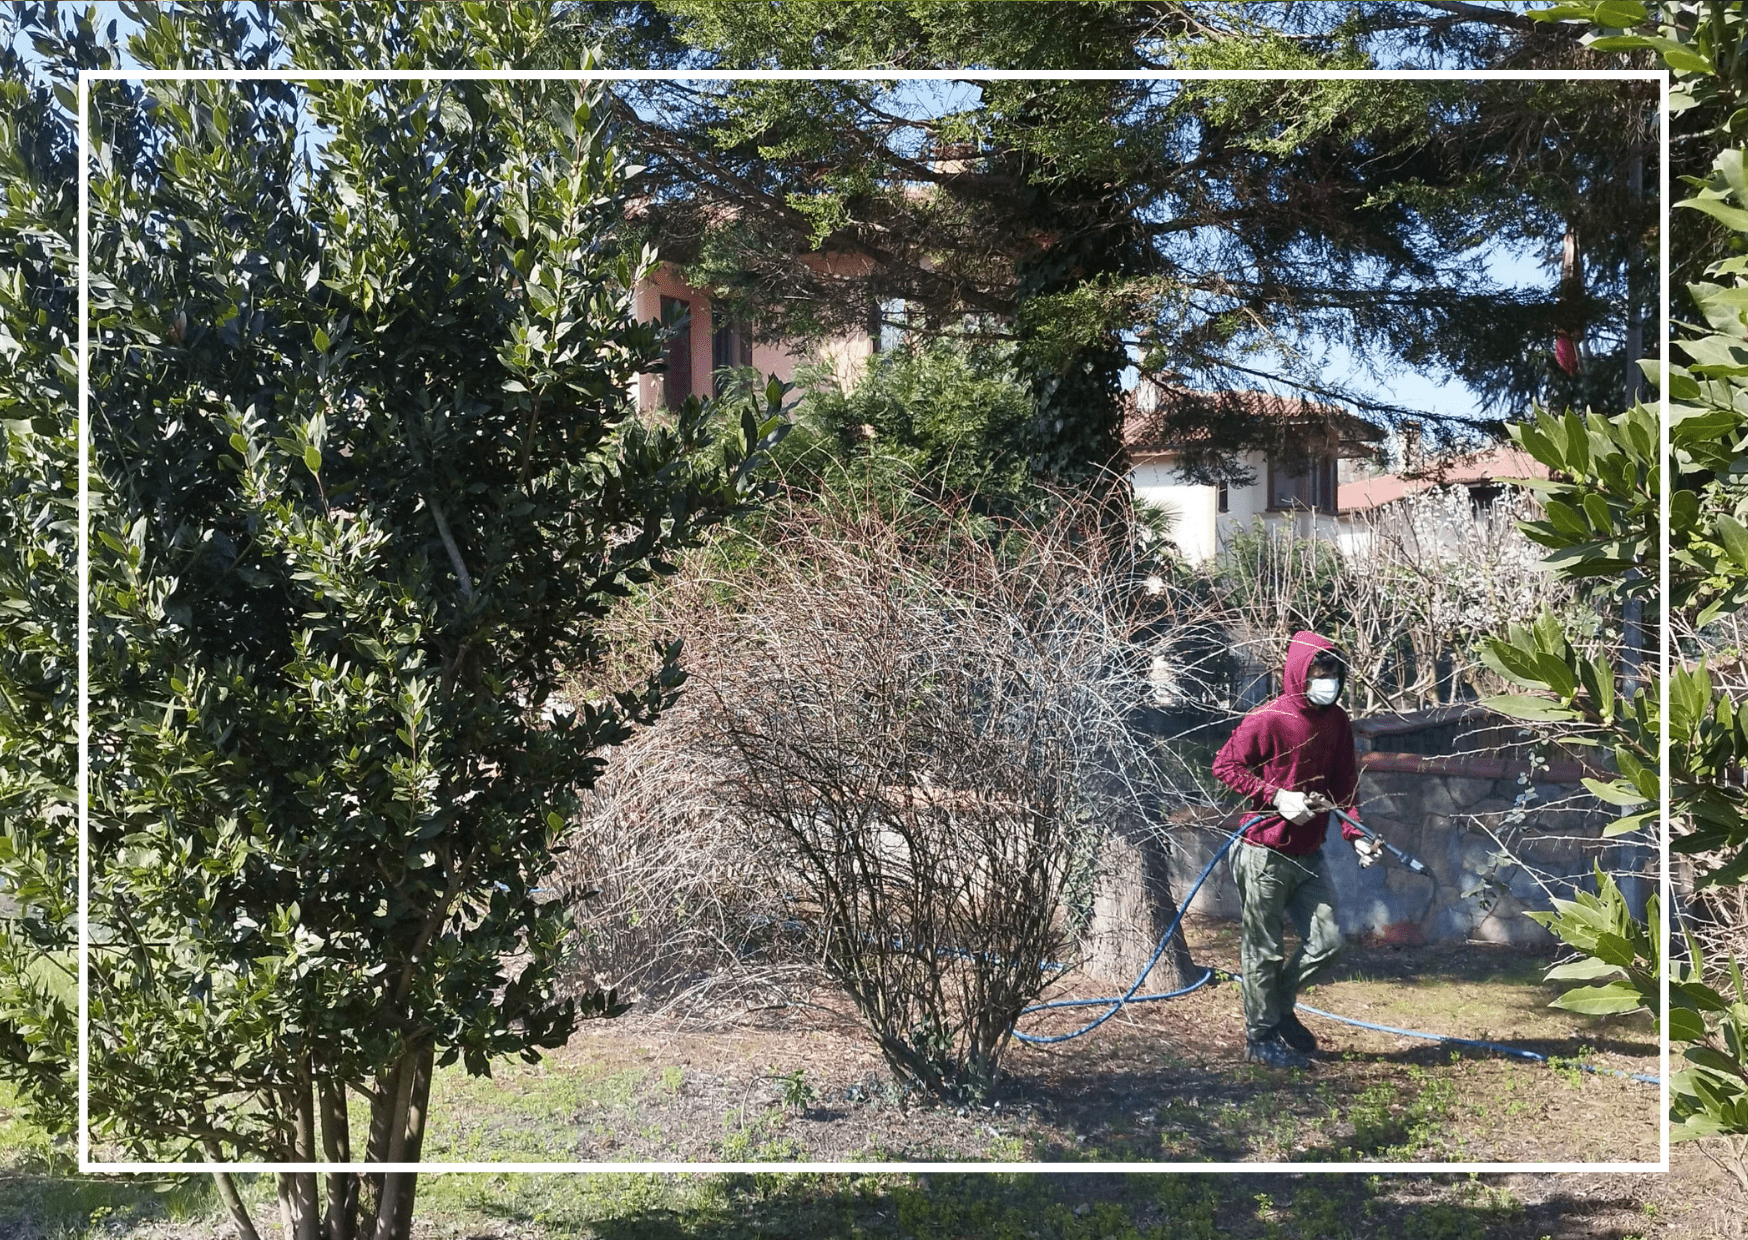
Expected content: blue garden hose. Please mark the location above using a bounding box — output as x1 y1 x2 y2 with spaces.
1011 811 1662 1088
1011 816 1253 1046
1292 1003 1662 1086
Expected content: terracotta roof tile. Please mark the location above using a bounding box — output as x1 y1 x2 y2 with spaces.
1337 445 1549 513
1122 385 1384 458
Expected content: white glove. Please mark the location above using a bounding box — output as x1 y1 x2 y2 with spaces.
1272 788 1315 826
1353 836 1385 868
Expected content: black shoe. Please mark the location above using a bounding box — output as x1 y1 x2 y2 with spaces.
1245 1031 1310 1070
1278 1011 1318 1055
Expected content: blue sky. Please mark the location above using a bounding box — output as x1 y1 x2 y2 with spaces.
1320 247 1552 435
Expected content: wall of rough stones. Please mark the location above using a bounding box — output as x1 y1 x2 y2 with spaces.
1155 706 1656 948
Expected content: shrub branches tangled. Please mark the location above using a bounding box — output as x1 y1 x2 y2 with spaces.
562 473 1633 1099
565 482 1192 1097
1143 487 1588 718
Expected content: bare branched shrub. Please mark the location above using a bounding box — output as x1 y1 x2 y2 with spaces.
707 609 1085 1096
1339 488 1589 713
1677 608 1748 980
1684 879 1748 982
555 725 813 1017
565 479 1201 1097
1148 488 1589 715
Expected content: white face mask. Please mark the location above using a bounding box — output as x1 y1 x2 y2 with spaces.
1306 676 1341 707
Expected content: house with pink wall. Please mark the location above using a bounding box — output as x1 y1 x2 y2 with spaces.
631 261 878 414
630 271 1540 567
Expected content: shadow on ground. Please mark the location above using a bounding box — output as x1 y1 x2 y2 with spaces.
465 1170 1664 1240
0 1170 215 1240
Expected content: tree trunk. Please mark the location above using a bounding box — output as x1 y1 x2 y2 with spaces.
203 1136 262 1240
321 1077 358 1240
356 1052 410 1240
370 1038 434 1240
276 1070 321 1240
390 1041 434 1240
296 1070 321 1240
1082 818 1197 992
1623 146 1644 410
276 1173 315 1240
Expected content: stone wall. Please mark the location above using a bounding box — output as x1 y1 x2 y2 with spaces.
1157 706 1655 948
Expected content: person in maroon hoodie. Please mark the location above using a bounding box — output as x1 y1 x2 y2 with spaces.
1212 630 1379 1069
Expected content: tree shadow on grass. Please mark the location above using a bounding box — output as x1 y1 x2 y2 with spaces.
473 1170 1656 1240
993 1032 1656 1165
0 1170 216 1240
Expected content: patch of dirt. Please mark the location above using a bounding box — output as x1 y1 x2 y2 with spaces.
427 922 1659 1166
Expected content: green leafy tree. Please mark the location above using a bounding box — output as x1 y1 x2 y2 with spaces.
775 339 1037 513
3 4 783 1238
0 1 90 1145
1477 0 1748 1168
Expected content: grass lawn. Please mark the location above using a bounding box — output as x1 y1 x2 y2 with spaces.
375 925 1658 1167
1 1144 1739 1240
2 925 1726 1239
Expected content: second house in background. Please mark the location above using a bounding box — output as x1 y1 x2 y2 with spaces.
1126 379 1553 564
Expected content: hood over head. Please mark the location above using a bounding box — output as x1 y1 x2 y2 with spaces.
1282 630 1340 709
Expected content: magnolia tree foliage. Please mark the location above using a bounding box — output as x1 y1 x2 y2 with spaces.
3 3 782 1238
1486 0 1748 1164
0 2 87 1143
1509 0 1748 886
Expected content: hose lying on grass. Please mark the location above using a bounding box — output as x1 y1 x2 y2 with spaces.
1012 814 1661 1088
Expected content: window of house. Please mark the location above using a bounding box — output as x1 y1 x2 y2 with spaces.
1267 455 1337 513
660 296 692 410
711 308 754 396
1216 479 1229 514
876 298 906 354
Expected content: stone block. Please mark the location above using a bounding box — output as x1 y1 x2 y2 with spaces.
1444 776 1498 809
1461 797 1517 821
1428 900 1478 942
1457 833 1510 877
1415 779 1461 818
1504 865 1553 902
1471 889 1555 945
1352 778 1404 818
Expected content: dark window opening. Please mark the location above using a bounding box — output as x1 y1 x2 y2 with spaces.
1267 455 1337 514
1468 483 1503 514
1216 479 1229 514
711 309 754 396
661 295 692 410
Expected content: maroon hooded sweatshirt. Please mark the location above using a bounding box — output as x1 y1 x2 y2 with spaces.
1212 629 1364 855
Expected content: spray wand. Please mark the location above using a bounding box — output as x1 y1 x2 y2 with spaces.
1304 793 1431 875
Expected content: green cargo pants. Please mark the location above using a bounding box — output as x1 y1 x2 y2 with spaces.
1229 840 1343 1041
